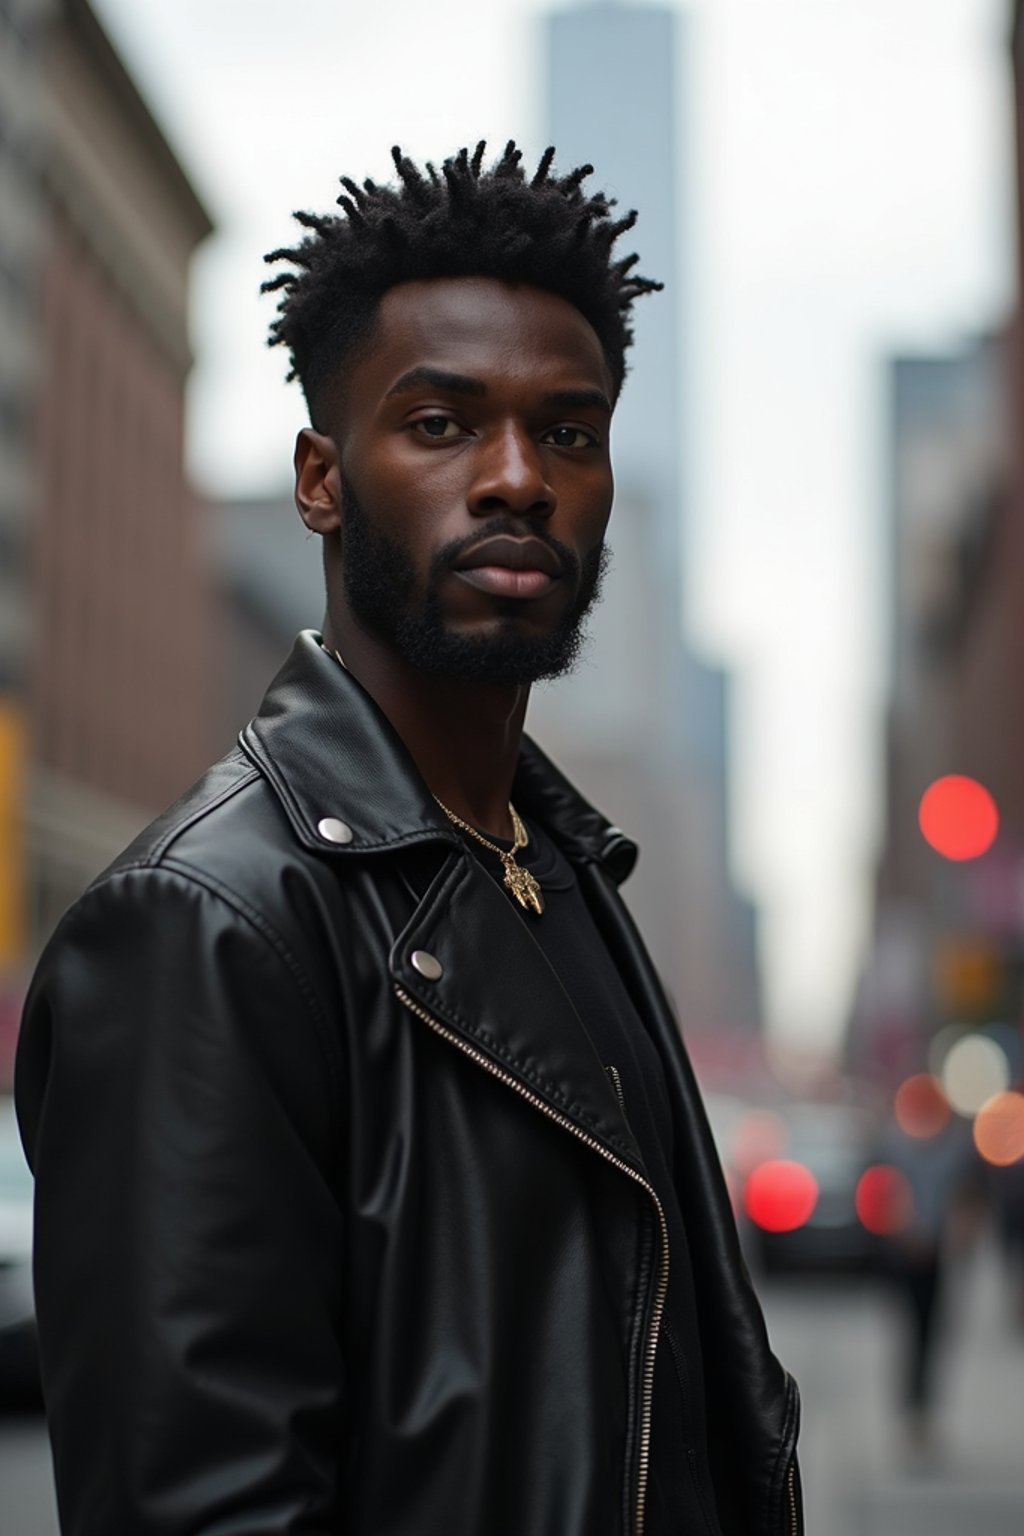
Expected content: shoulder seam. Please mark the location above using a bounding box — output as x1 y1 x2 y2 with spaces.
85 860 345 1115
146 758 262 866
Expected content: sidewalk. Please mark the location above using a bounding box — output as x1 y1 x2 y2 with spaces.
760 1232 1024 1536
855 1237 1024 1535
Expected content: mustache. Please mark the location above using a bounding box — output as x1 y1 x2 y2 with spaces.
431 517 583 581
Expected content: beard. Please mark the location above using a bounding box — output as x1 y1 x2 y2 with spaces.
338 485 610 686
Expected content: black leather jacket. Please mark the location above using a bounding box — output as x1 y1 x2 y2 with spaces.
17 632 802 1536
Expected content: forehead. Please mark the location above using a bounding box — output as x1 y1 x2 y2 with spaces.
352 276 612 400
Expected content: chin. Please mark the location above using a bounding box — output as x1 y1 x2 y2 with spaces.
399 623 587 687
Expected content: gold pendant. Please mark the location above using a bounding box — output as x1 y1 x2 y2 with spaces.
501 855 544 915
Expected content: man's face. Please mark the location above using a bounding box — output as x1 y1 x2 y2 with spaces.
321 277 615 686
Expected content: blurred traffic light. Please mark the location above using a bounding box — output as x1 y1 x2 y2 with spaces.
918 775 999 861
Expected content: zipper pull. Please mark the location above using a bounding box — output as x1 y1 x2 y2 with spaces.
606 1063 628 1118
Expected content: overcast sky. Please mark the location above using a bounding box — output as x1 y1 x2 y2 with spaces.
93 0 1015 1048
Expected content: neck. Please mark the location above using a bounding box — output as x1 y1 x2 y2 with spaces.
324 619 528 841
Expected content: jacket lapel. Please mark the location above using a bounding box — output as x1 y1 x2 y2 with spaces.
390 848 645 1174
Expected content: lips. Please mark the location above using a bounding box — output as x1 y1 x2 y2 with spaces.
453 535 563 578
452 535 564 601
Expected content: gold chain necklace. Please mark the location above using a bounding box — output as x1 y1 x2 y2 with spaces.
434 797 544 916
319 640 544 917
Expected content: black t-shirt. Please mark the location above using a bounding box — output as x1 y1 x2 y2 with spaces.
454 812 722 1536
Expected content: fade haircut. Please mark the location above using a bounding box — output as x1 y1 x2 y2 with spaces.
262 140 662 427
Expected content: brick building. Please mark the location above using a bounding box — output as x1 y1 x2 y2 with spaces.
26 0 215 951
0 0 214 1080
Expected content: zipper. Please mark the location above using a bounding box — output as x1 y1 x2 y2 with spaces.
785 1459 798 1536
604 1061 674 1529
396 987 670 1536
606 1062 628 1117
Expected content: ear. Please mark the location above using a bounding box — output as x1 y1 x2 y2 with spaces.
294 428 342 534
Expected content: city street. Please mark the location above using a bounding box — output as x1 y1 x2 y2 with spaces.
760 1234 1024 1535
1 1236 1022 1535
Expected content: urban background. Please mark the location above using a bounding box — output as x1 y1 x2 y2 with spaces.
1 0 1023 1532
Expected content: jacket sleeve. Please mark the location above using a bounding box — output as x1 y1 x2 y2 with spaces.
15 866 347 1536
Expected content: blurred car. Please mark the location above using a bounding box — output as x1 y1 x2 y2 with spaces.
733 1101 885 1276
0 1096 42 1408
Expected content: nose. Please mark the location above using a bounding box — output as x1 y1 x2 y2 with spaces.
467 423 556 519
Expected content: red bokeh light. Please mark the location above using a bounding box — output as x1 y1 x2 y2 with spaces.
893 1073 951 1139
855 1164 913 1235
743 1160 819 1233
918 775 999 861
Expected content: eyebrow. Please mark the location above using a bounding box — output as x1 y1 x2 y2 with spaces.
385 368 612 415
386 367 486 399
542 387 612 413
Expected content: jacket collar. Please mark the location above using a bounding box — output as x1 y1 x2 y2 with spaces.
240 631 637 885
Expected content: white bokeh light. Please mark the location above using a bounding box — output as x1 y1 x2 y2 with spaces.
942 1033 1011 1117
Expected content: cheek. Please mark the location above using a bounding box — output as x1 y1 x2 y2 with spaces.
354 447 461 532
566 474 613 546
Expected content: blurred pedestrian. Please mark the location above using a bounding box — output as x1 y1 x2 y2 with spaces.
14 143 802 1535
991 1153 1024 1326
881 1091 983 1456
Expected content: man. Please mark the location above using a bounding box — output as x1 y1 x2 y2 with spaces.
17 142 802 1536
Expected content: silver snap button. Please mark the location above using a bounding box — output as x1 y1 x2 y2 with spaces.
411 950 443 981
317 817 353 845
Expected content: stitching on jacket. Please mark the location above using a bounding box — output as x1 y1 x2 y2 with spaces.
146 755 261 865
158 857 344 1106
240 727 459 855
90 860 345 1117
405 857 639 1164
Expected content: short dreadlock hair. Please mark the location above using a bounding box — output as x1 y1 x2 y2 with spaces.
262 140 662 427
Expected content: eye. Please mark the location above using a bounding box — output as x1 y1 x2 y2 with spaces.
413 415 463 440
544 426 597 449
